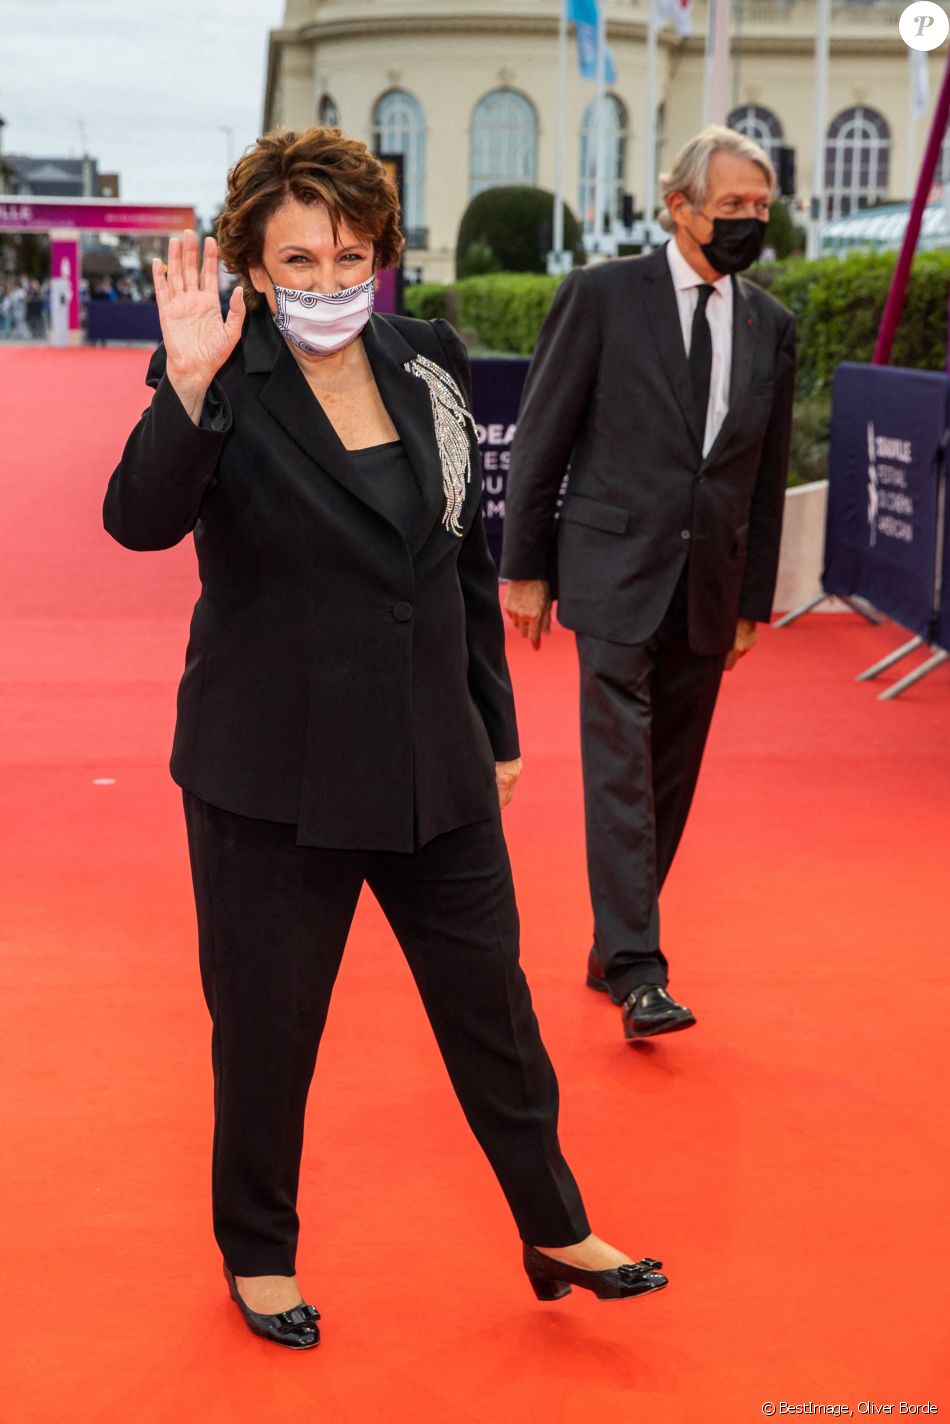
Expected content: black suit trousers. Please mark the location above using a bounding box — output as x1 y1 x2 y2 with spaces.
576 570 725 1001
183 793 590 1275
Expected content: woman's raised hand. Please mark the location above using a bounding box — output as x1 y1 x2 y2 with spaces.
152 231 245 421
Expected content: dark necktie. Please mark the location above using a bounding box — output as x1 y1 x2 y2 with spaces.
688 284 714 435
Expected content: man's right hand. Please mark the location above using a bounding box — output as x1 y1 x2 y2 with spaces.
504 579 553 651
153 230 246 425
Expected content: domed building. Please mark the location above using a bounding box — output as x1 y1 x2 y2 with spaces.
263 0 939 282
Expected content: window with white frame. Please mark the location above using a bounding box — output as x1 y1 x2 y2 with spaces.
372 90 426 238
470 90 538 196
727 104 784 169
825 107 890 219
578 94 629 228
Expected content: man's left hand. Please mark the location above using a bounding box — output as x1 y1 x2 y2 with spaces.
495 757 523 810
503 579 552 650
725 618 757 671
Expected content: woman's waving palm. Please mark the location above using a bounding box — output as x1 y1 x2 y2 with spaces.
153 230 245 421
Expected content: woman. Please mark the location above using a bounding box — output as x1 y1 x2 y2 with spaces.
103 126 667 1350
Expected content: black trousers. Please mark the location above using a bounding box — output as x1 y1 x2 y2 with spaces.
183 793 590 1276
576 570 725 1003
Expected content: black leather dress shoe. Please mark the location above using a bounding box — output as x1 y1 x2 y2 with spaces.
223 1264 320 1349
622 984 696 1040
523 1244 668 1301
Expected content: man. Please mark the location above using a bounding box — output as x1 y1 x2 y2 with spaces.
500 127 795 1043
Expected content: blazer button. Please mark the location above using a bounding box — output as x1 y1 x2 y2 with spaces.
393 601 413 622
680 529 692 540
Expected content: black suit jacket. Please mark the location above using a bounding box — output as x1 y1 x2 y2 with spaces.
500 245 796 655
103 306 518 852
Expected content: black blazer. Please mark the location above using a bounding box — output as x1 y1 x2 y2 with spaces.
499 245 796 655
103 306 519 852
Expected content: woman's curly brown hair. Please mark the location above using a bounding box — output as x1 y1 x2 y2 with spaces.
217 126 405 310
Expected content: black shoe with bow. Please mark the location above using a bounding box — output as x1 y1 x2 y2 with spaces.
223 1264 320 1349
523 1244 668 1301
622 984 696 1040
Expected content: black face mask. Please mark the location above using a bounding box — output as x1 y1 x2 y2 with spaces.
694 215 768 275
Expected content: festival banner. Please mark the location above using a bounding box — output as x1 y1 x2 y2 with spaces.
823 363 949 639
469 359 530 566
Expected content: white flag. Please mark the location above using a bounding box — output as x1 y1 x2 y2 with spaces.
910 48 929 121
654 0 693 38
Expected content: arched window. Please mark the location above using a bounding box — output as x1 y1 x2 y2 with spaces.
372 90 426 240
825 107 890 219
727 104 783 168
318 94 340 127
578 94 629 228
470 90 538 196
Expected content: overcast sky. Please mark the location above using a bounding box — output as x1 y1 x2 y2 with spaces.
1 0 288 224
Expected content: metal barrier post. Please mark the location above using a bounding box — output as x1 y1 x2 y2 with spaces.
879 648 949 700
855 636 925 681
773 593 883 628
874 422 949 699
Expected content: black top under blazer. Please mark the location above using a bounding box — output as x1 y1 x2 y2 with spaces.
103 306 519 852
499 245 797 655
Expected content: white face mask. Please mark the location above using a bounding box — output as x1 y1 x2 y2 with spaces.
270 273 375 356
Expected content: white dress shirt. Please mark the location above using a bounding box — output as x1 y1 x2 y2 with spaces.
665 236 733 458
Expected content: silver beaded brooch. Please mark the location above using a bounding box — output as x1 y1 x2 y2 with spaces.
403 354 477 537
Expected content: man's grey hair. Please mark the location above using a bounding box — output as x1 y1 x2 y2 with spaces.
658 125 776 232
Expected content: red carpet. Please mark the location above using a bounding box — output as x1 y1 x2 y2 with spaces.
2 345 948 1422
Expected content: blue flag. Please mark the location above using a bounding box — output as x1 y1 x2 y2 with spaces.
568 0 617 83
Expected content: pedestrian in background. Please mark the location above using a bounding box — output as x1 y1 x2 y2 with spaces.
502 126 796 1044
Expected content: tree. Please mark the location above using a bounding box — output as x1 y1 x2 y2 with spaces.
764 201 806 260
0 232 48 281
456 187 584 279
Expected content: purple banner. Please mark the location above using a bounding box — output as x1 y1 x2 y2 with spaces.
0 198 195 234
824 363 946 640
470 359 530 567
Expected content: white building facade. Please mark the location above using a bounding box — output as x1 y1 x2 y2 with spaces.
263 0 946 281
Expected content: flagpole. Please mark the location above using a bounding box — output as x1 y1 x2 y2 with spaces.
806 0 830 259
702 0 715 126
553 0 568 268
644 0 658 251
703 0 709 125
592 0 608 254
908 49 917 202
708 0 730 124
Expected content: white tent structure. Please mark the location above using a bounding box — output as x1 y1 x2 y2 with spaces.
821 198 950 256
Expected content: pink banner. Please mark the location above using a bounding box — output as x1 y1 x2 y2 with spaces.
375 267 398 315
0 198 195 234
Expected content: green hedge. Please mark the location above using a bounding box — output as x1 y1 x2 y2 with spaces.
754 250 950 482
411 251 950 381
752 250 950 398
403 274 563 351
455 273 563 354
405 251 950 483
403 283 451 322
